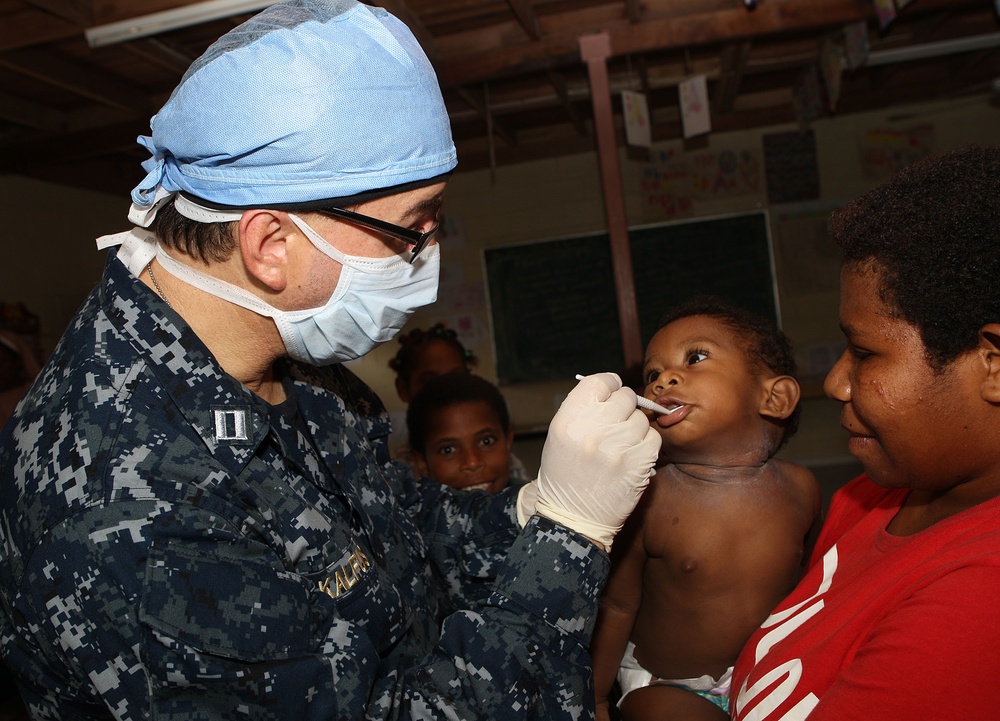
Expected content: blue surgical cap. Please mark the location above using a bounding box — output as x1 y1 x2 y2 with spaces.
130 0 457 213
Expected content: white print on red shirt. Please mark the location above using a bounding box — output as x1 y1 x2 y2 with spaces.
732 546 839 721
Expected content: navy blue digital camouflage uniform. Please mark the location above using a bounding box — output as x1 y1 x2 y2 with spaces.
0 252 609 720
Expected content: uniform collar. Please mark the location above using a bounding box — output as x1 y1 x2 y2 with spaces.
99 250 271 473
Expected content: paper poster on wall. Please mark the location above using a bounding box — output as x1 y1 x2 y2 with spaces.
679 75 711 138
820 41 845 111
639 147 695 219
763 130 820 204
638 146 762 220
622 90 652 147
688 149 761 199
858 124 935 179
873 0 896 29
843 21 870 70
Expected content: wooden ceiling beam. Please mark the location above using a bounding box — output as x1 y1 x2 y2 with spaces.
546 70 589 136
0 90 71 132
22 0 94 26
0 47 157 113
0 6 81 50
453 85 519 145
625 0 643 24
506 0 541 40
714 41 752 114
367 0 439 59
121 37 198 75
437 0 877 86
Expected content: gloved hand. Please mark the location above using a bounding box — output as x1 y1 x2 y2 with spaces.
533 372 661 551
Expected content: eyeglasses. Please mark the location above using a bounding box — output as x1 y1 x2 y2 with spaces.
317 206 439 264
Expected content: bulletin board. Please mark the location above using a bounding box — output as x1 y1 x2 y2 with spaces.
484 211 777 385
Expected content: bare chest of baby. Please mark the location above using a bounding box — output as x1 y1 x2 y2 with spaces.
629 464 814 682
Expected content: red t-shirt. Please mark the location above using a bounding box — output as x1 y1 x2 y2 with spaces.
730 474 1000 720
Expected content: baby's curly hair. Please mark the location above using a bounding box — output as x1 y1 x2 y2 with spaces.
389 323 477 380
828 145 1000 371
656 296 800 446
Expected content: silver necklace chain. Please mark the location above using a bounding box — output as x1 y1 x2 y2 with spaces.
146 261 172 309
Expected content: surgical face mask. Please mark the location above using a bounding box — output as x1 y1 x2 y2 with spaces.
154 213 440 365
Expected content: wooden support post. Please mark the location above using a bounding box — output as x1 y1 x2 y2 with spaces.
578 32 643 373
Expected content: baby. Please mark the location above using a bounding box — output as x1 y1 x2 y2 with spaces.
591 296 821 721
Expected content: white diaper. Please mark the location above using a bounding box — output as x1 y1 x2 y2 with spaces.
617 641 732 711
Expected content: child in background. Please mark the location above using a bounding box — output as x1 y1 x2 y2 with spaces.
390 323 476 406
591 297 821 721
390 324 532 484
406 371 519 493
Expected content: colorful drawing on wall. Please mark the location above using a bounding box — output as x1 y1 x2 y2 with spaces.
639 146 761 220
639 147 695 220
688 149 761 200
820 40 845 111
622 89 652 147
678 75 711 138
858 124 935 179
763 130 820 204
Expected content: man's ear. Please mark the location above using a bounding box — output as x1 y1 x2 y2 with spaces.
759 375 801 420
238 210 292 291
978 324 1000 403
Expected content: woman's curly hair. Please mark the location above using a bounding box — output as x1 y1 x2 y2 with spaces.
828 145 1000 371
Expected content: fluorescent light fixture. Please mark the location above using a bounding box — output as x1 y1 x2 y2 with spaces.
85 0 277 48
867 32 1000 67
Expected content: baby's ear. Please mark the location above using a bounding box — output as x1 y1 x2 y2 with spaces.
978 324 1000 403
759 375 801 420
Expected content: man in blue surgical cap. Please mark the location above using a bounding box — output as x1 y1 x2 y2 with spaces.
0 1 659 719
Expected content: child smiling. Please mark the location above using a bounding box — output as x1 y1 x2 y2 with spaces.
406 371 518 493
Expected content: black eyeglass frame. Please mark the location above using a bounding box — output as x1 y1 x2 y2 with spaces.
316 206 438 263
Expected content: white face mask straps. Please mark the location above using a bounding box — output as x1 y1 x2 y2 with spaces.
145 213 440 366
285 213 413 271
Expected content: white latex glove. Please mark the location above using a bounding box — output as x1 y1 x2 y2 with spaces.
516 480 538 528
533 372 661 551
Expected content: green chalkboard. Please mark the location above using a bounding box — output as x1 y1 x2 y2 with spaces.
484 211 776 385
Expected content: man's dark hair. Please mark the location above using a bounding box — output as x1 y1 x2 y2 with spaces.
828 145 1000 371
406 372 510 455
656 295 800 446
152 200 238 263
